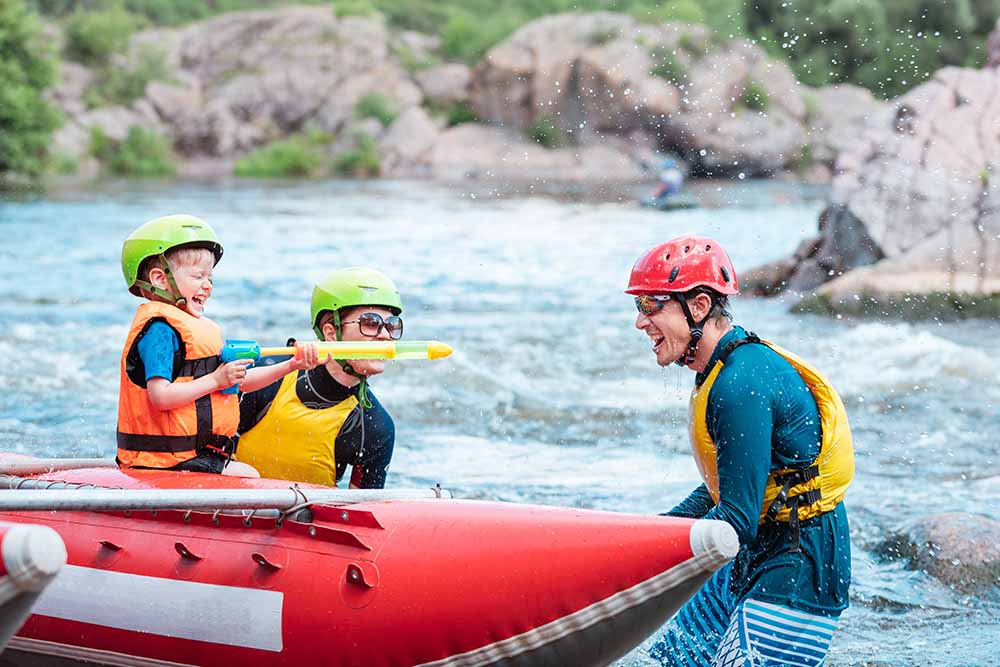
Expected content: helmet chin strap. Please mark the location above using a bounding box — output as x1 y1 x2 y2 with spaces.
133 255 186 307
675 295 708 367
332 310 373 409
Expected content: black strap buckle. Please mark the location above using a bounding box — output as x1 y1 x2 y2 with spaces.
199 434 238 461
765 466 822 521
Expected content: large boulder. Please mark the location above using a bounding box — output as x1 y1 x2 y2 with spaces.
747 66 1000 318
468 13 857 177
988 18 1000 68
874 513 1000 593
805 84 889 166
419 123 643 181
121 7 423 157
415 64 471 107
379 106 440 176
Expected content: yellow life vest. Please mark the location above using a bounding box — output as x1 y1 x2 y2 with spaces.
117 302 239 469
689 335 854 524
237 371 357 486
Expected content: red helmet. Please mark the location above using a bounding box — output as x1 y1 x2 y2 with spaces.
625 236 739 296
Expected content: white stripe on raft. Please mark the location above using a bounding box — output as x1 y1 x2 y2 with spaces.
416 519 738 667
7 636 197 667
32 565 284 652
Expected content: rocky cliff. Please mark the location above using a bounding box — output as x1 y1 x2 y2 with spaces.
47 7 882 184
745 56 1000 319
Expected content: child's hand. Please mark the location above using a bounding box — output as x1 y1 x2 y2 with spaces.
214 358 254 391
290 342 320 371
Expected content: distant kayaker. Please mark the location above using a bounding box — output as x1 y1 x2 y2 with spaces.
237 268 401 488
626 236 854 666
652 157 684 203
117 215 318 475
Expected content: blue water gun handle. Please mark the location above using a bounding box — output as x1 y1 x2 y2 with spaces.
219 339 261 394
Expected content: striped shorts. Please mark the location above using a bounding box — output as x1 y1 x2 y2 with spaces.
649 563 840 667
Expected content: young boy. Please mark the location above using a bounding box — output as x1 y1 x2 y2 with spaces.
117 214 317 475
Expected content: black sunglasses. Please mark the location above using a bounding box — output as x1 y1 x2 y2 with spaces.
341 312 404 340
634 294 672 316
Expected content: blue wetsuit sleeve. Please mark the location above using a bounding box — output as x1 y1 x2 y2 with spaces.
136 321 180 382
701 361 775 545
663 484 714 518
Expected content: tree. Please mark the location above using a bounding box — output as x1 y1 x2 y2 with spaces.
0 0 61 183
747 0 1000 98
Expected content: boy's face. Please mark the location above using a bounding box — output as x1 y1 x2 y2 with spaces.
150 250 215 317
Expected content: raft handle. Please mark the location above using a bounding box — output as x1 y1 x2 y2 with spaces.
251 552 283 571
98 540 122 551
346 563 373 589
174 542 204 561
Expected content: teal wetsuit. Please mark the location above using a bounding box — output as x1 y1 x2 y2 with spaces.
650 326 851 666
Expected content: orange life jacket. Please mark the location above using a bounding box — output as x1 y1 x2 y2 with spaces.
117 302 239 468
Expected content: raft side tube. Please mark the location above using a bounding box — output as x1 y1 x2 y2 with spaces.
413 520 737 667
0 522 66 652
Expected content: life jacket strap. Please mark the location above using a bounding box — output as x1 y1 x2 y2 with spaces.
117 432 198 453
178 355 223 378
198 434 238 461
765 465 822 553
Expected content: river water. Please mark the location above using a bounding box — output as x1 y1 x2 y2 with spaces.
1 179 997 666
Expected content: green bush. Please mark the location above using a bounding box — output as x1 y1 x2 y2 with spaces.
445 101 478 126
49 152 80 175
234 133 330 178
747 0 998 99
334 134 380 177
739 80 769 112
637 0 705 25
587 25 620 46
802 92 821 123
678 31 709 55
0 0 61 184
526 117 566 149
64 5 141 65
355 93 397 126
84 46 169 107
440 9 520 64
332 0 378 18
91 126 175 176
32 1 324 25
392 43 440 73
649 46 686 84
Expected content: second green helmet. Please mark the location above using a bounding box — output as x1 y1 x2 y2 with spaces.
122 214 224 296
311 267 403 338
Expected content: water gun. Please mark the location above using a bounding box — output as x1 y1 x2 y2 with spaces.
219 339 453 394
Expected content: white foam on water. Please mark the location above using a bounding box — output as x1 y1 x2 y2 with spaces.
814 322 996 397
394 432 701 491
578 377 690 410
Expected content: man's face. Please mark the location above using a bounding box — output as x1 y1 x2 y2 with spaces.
634 295 690 367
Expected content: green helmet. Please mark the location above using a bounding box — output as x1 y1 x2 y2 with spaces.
122 214 224 297
311 267 403 339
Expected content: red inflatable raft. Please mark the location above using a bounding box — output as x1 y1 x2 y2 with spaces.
0 459 738 667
